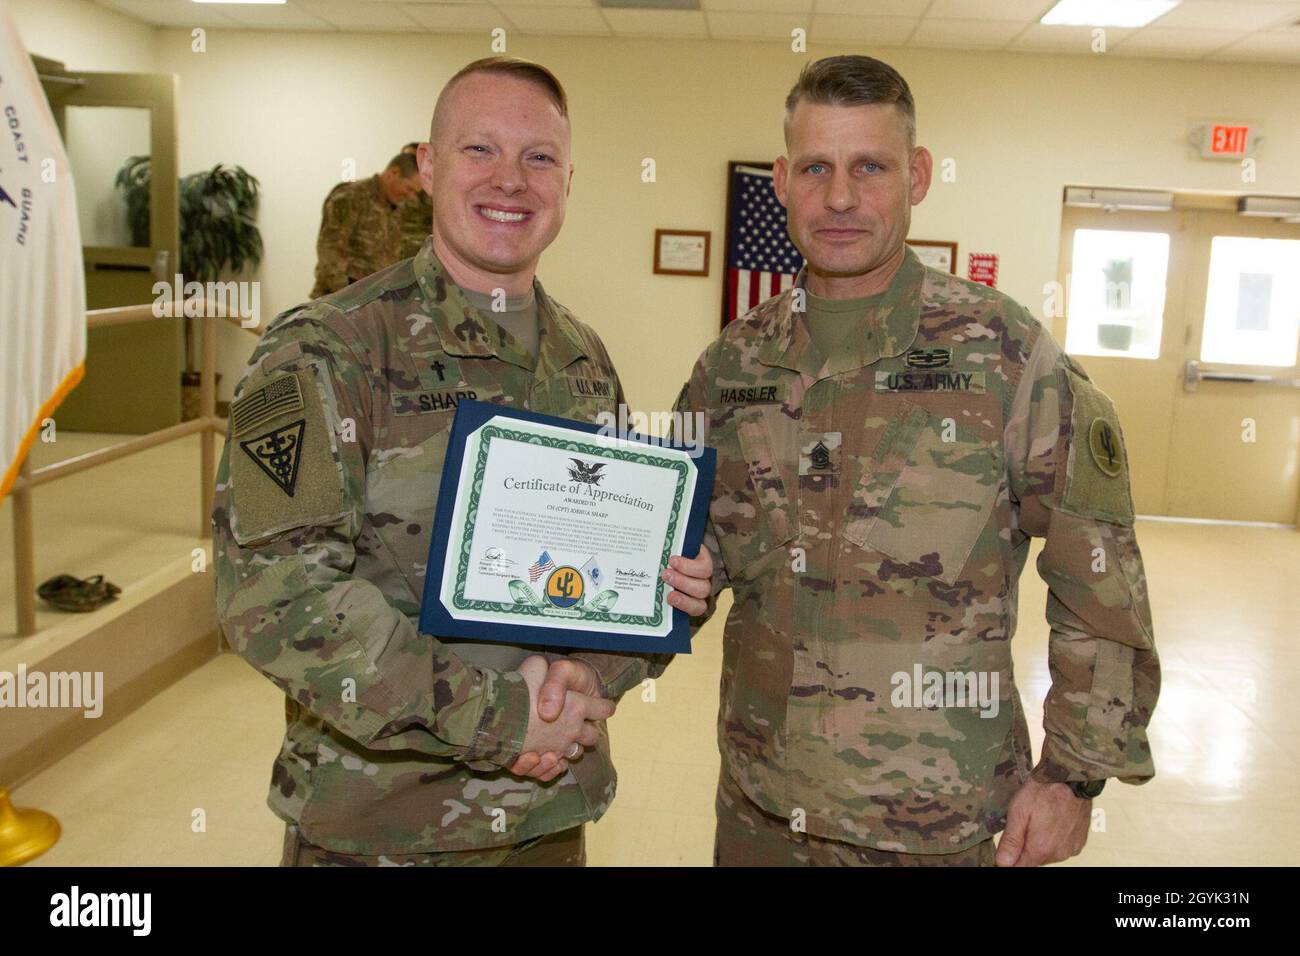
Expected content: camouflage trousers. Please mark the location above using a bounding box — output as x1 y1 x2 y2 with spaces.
280 823 586 867
714 768 996 867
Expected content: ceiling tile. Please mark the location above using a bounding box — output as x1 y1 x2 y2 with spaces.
1113 26 1242 56
603 9 708 37
910 18 1027 47
926 0 1055 20
814 0 929 16
808 14 918 45
293 0 420 30
705 11 809 40
701 0 812 12
1151 1 1300 32
496 5 611 36
400 3 509 31
1208 29 1300 62
1008 22 1135 51
94 0 246 28
207 1 335 30
483 0 600 6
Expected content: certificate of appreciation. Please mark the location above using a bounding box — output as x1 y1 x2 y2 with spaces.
419 400 715 655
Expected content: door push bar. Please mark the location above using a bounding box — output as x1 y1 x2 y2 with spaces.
1184 360 1300 392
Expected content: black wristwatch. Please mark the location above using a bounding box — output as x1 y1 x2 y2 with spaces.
1068 779 1106 799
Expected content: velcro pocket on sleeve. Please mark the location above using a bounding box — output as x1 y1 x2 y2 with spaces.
1060 370 1135 526
229 364 347 545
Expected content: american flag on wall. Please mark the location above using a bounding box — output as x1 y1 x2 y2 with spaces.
723 163 804 326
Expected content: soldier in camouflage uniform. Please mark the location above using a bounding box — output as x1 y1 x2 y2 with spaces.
678 55 1159 866
399 141 435 260
215 57 709 866
309 153 422 299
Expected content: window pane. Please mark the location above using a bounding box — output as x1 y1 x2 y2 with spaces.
1200 236 1300 368
1066 229 1169 360
65 105 152 248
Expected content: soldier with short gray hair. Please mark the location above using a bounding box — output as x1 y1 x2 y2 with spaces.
677 54 1160 867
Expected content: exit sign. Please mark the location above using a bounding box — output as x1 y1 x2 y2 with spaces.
1211 125 1249 154
1190 121 1262 160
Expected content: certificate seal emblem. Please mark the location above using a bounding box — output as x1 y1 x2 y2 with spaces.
544 566 585 608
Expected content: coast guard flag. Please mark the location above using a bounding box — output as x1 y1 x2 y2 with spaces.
724 164 803 325
0 4 86 501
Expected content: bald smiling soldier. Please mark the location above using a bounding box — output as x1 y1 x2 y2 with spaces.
214 56 713 867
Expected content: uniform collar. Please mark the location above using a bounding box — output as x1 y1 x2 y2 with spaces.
412 237 588 374
758 244 925 376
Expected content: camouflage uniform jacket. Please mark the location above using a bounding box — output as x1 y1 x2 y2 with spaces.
679 244 1159 854
309 175 402 299
400 190 433 260
214 238 662 854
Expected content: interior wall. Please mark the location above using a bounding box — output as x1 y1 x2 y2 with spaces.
148 30 1300 417
12 6 1300 425
10 0 156 72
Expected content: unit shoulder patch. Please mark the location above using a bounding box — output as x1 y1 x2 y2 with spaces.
1061 369 1134 525
239 420 306 496
229 366 347 544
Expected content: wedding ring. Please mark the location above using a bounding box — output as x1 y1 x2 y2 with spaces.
566 742 583 760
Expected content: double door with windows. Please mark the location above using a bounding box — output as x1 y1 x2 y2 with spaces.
1058 201 1300 524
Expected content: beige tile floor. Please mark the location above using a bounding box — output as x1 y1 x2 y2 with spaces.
9 511 1299 866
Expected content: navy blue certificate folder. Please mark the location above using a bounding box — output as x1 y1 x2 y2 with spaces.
418 400 716 655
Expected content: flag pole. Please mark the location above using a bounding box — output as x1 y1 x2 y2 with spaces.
0 787 60 866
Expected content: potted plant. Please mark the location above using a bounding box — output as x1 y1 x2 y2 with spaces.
114 157 263 418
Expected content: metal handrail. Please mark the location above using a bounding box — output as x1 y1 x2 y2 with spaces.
1184 360 1300 391
9 300 257 637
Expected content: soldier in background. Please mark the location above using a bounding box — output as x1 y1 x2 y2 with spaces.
677 55 1160 866
214 57 710 867
399 141 434 259
308 152 422 298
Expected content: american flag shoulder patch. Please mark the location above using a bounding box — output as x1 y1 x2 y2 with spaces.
231 372 304 437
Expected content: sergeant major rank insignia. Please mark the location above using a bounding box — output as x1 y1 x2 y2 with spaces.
905 347 951 369
799 432 841 476
240 420 306 497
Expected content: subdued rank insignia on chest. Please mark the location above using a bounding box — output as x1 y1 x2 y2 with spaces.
391 388 492 415
905 347 951 369
231 372 303 437
568 376 615 399
718 385 785 405
875 370 986 393
1088 417 1124 477
799 431 841 476
239 420 306 497
418 357 463 389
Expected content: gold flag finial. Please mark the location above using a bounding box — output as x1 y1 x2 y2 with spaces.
0 786 60 866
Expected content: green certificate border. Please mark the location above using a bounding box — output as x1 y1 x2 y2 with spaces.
447 422 691 631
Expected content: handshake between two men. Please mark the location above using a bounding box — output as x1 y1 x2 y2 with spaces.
507 549 716 782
